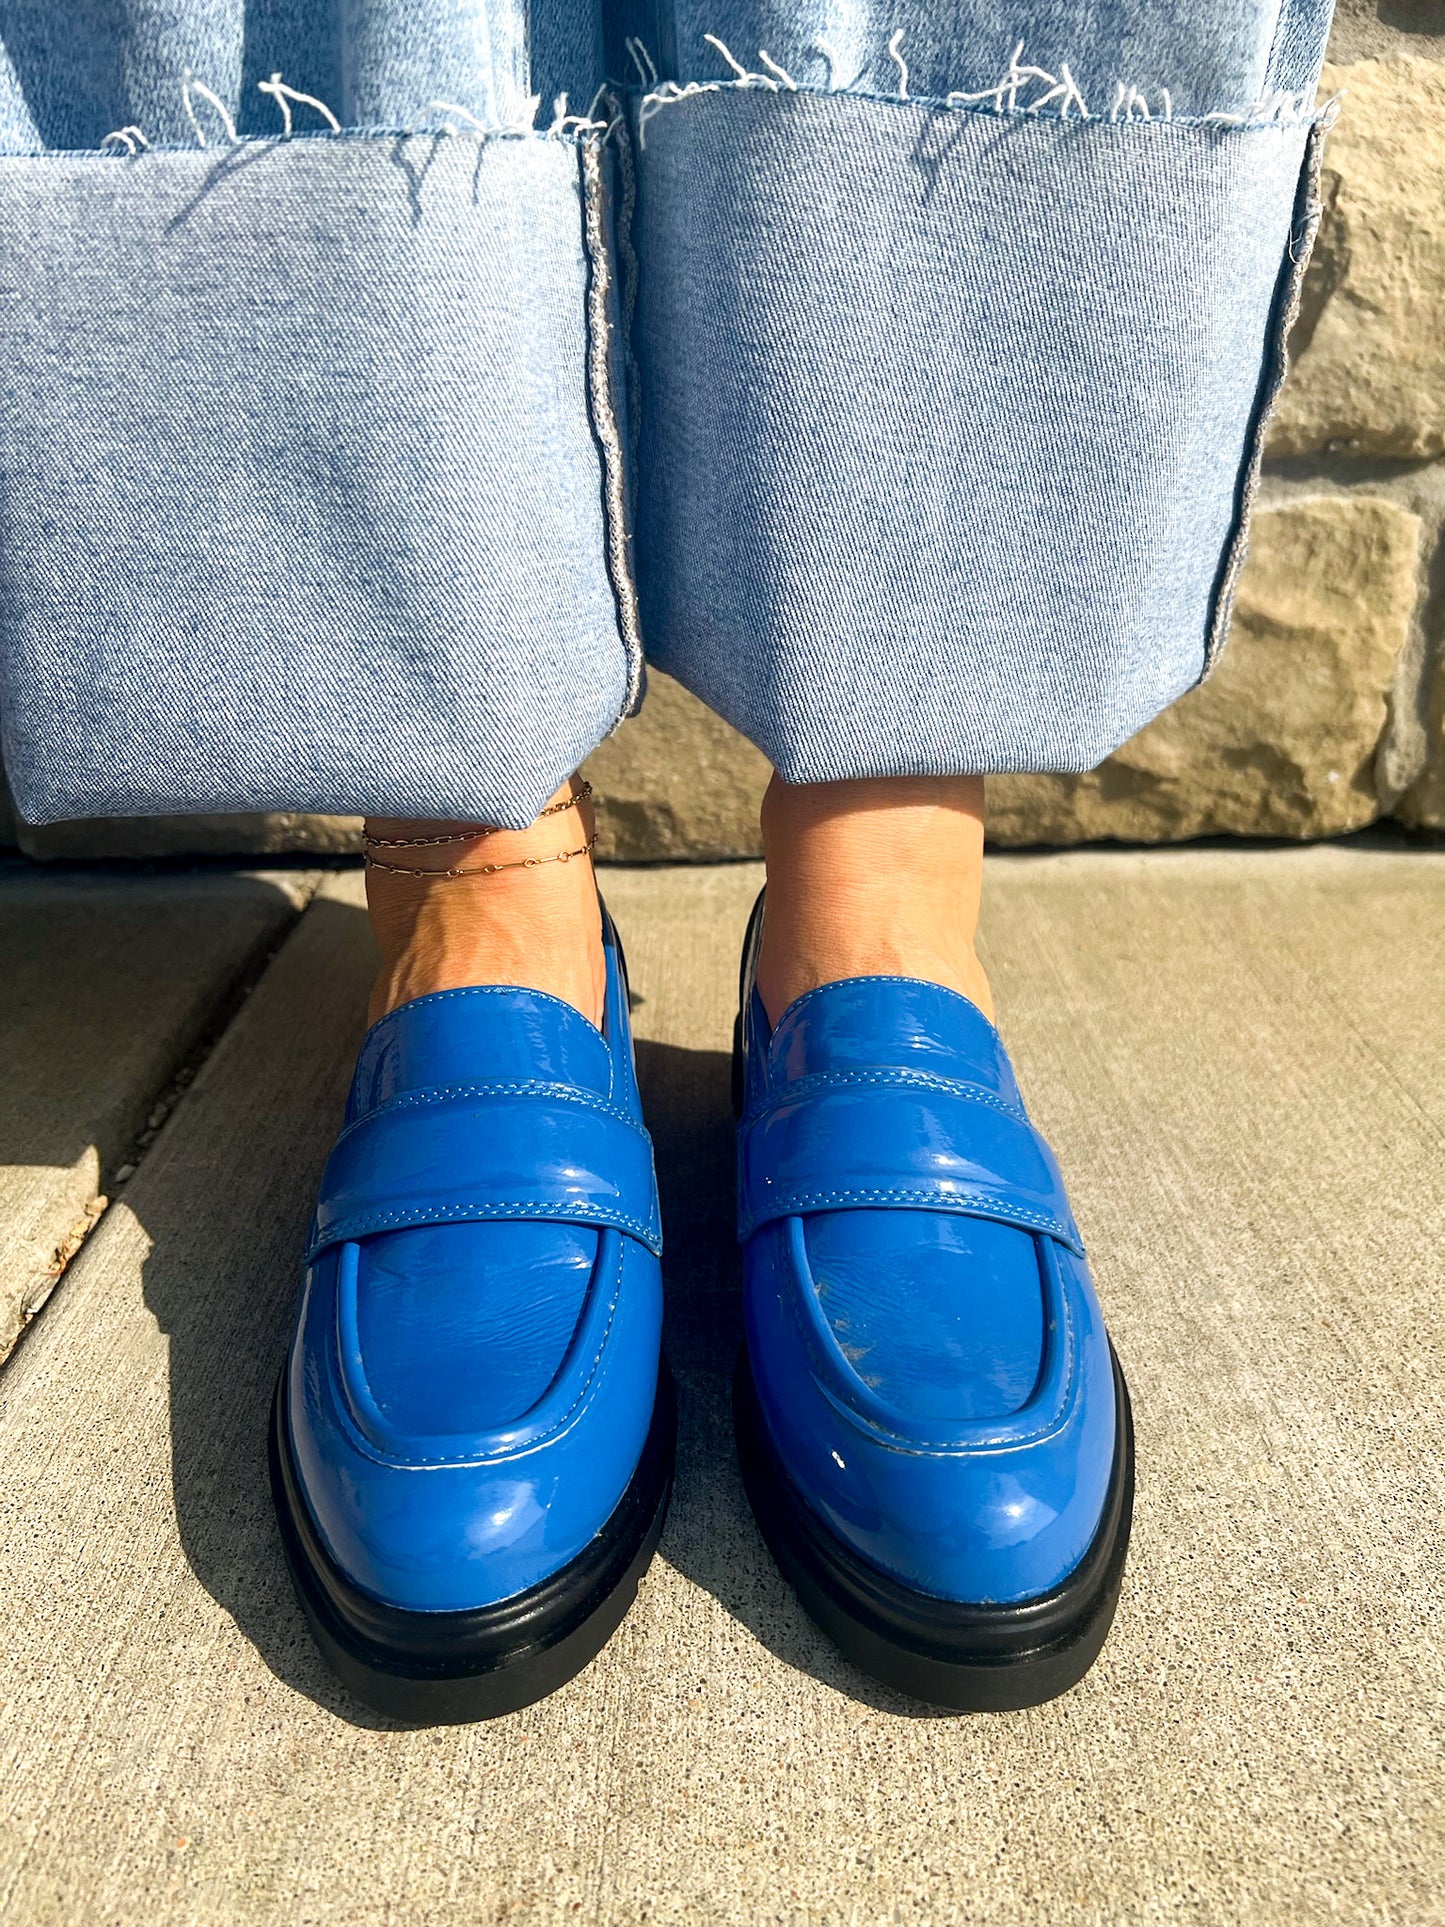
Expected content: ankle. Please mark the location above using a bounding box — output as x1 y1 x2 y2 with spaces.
755 773 995 1028
364 782 606 1029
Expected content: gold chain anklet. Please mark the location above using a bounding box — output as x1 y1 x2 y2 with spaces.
364 833 598 879
364 781 592 849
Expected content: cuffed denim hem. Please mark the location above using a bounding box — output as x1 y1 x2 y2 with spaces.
0 127 640 826
631 84 1323 780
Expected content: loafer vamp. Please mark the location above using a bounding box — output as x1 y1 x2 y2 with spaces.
281 923 664 1618
740 968 1122 1609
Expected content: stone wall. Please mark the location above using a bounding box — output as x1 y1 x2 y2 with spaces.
4 3 1442 863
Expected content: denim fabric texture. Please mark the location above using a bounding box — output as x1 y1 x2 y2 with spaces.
0 1 1335 822
0 132 632 823
0 2 605 147
631 87 1314 777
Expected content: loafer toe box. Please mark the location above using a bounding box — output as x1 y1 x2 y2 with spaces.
748 1220 1119 1605
285 1227 660 1614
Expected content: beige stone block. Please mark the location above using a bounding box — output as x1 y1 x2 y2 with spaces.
1270 58 1445 460
1396 650 1445 830
987 498 1422 845
14 809 363 861
1328 1 1445 65
585 668 769 861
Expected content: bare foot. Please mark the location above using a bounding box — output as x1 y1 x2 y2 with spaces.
364 779 606 1029
755 772 995 1029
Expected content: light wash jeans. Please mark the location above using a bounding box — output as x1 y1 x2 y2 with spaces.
0 1 1334 825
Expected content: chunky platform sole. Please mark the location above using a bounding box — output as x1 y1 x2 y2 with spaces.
270 1363 676 1724
734 1347 1134 1712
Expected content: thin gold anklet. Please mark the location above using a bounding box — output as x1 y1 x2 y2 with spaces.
364 833 598 879
364 780 592 849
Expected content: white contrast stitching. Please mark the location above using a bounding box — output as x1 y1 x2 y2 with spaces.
331 1080 649 1144
740 1189 1078 1247
309 1198 661 1260
324 1235 632 1467
740 1067 1032 1132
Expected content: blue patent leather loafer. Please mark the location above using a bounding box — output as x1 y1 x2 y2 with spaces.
270 907 673 1722
733 896 1132 1710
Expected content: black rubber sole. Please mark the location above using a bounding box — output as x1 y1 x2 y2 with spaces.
270 1362 676 1724
734 1346 1134 1711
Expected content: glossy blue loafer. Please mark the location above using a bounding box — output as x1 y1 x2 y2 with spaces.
270 908 673 1722
733 897 1132 1710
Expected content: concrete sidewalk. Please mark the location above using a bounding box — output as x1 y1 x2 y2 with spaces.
0 847 1439 1925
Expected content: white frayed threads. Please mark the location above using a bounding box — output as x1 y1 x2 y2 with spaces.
639 34 786 148
425 92 595 139
1196 88 1313 126
101 123 149 155
1110 82 1155 121
931 36 1315 128
181 71 238 146
948 41 1039 111
703 34 778 87
809 36 848 90
625 37 659 87
578 131 645 717
1200 90 1312 126
587 82 626 142
549 92 603 135
948 41 1088 118
427 97 487 134
636 79 710 147
1027 60 1085 118
758 50 799 89
631 26 1324 133
1259 87 1313 122
257 73 341 136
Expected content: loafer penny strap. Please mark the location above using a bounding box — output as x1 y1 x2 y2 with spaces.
307 1082 662 1261
738 1074 1082 1252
